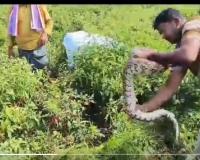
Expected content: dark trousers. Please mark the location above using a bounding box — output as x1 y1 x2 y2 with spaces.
18 45 49 70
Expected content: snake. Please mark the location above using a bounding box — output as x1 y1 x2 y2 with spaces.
124 48 179 142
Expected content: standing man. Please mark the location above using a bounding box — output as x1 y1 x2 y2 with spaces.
8 5 53 70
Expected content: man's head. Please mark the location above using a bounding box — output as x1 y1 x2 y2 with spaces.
153 8 186 44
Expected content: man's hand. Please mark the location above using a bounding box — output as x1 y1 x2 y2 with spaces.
131 48 170 69
8 46 15 58
132 48 155 59
135 104 149 112
39 32 48 47
126 104 148 119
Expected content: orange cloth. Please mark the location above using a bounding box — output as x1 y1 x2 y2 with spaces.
8 5 53 50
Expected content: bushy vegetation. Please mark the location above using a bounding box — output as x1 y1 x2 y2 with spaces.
0 5 200 160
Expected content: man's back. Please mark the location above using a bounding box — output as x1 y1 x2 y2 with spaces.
181 16 200 76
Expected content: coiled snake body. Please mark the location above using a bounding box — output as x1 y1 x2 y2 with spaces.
124 49 179 141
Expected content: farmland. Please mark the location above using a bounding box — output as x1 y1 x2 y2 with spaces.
0 5 200 160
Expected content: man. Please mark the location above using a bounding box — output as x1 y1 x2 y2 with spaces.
8 5 53 70
133 8 200 112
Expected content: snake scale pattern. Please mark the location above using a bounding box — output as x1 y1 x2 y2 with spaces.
124 49 179 141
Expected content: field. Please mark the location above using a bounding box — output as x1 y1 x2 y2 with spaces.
0 5 200 160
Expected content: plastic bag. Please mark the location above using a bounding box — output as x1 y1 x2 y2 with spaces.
63 31 116 69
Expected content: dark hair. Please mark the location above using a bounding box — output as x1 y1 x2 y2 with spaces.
153 8 185 30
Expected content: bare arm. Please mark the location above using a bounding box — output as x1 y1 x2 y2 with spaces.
139 66 188 112
148 32 200 67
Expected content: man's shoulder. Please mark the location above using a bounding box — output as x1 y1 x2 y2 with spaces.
188 16 200 21
182 16 200 36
